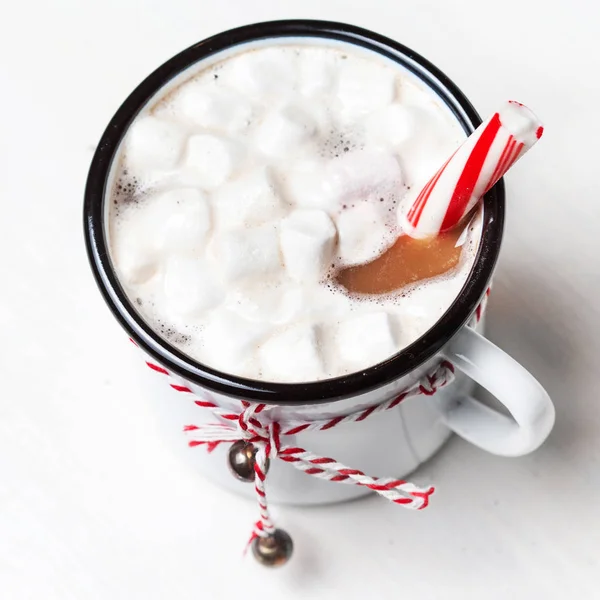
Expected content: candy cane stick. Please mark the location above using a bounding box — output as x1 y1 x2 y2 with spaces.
399 101 543 238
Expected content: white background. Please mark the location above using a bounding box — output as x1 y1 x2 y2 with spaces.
1 1 599 598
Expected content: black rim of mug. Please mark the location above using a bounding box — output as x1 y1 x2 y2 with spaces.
84 19 505 405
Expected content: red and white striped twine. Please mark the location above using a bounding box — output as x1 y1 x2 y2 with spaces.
136 290 489 550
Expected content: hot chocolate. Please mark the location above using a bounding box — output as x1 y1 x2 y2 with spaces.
107 42 481 382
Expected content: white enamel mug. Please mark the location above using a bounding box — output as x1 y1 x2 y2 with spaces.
84 20 555 506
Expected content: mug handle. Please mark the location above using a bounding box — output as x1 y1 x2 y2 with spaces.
436 326 555 457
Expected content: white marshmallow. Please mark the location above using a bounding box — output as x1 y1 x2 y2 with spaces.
112 199 180 285
171 84 253 133
327 149 403 202
280 209 336 281
336 202 391 265
112 221 159 286
400 155 446 192
225 283 304 325
212 167 283 229
336 59 396 120
308 285 353 320
286 151 402 218
210 224 282 283
184 134 242 190
337 312 398 370
260 324 324 382
397 105 464 187
221 48 296 102
150 188 211 254
203 308 270 375
254 105 316 158
124 115 186 172
163 256 223 321
284 159 339 212
298 50 336 97
112 188 211 289
364 104 413 148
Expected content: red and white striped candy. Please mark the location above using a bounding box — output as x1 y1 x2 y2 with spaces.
400 101 543 238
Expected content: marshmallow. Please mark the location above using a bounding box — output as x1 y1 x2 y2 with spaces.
327 149 403 201
298 49 336 97
221 48 296 102
112 188 211 288
337 312 398 370
336 202 391 265
284 158 339 212
163 256 223 321
309 285 353 320
150 188 211 254
364 104 413 148
111 201 170 286
402 154 447 191
212 167 283 229
397 105 465 187
286 151 402 217
203 308 270 375
280 209 336 281
336 59 396 120
225 282 304 325
259 324 324 382
171 83 253 133
184 134 242 190
254 105 316 158
124 115 186 172
112 221 159 286
210 224 282 283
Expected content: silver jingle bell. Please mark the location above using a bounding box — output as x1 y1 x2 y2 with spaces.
251 529 294 567
227 440 269 482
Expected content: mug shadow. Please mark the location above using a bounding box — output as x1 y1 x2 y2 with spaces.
481 266 587 464
293 266 594 583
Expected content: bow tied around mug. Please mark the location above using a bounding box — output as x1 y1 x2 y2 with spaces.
140 344 461 566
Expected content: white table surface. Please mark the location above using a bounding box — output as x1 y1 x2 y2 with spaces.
2 1 599 598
